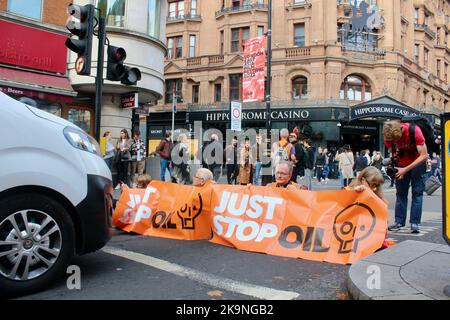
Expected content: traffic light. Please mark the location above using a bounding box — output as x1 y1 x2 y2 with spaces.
106 45 141 85
65 4 95 76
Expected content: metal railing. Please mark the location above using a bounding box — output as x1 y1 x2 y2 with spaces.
414 23 436 39
167 13 201 22
215 3 268 17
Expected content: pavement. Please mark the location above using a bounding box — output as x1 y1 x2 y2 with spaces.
347 240 450 300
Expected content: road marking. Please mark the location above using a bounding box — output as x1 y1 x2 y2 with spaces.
102 246 300 300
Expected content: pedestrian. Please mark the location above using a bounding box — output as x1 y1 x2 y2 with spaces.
339 144 354 187
130 130 146 187
384 120 429 234
252 133 263 185
323 147 331 182
371 152 383 170
303 138 315 190
354 150 369 177
430 152 441 183
225 136 239 184
171 133 190 184
103 131 115 171
115 129 133 189
238 137 253 185
272 128 293 178
364 150 371 167
192 168 214 187
315 147 326 183
288 132 299 182
205 133 222 182
156 132 173 181
291 135 306 182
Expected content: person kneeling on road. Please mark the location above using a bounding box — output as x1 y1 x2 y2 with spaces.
192 168 214 187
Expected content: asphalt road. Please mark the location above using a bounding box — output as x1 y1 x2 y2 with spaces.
18 179 445 301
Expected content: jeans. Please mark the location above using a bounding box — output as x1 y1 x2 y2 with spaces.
227 164 238 184
160 159 172 181
304 168 313 190
394 165 427 226
316 166 324 182
253 161 262 185
117 160 130 186
104 157 113 171
339 171 344 188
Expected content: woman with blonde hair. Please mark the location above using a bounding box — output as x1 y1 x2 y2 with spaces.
348 166 385 200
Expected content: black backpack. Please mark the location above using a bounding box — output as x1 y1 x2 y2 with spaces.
400 115 435 156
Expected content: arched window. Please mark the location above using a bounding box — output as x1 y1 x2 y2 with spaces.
292 76 308 99
340 75 371 101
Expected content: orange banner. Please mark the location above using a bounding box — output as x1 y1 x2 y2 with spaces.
243 36 266 103
113 182 388 265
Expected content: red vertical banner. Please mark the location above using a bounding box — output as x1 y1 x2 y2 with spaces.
243 36 266 103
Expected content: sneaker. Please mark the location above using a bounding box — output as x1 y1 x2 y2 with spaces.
388 222 404 231
411 224 420 234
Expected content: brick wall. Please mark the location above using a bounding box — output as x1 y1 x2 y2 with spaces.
0 0 7 11
43 0 72 27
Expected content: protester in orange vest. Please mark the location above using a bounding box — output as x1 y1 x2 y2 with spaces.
269 161 302 191
347 166 394 249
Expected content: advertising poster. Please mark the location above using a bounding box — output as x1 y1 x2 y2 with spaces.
243 36 266 103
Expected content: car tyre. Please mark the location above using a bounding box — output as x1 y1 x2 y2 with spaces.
0 193 75 299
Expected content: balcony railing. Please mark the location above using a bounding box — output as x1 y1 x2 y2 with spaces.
208 55 224 65
414 23 436 39
286 47 311 58
341 44 386 59
167 13 202 23
215 3 268 17
187 57 202 67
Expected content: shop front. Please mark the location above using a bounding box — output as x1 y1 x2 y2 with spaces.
0 19 94 134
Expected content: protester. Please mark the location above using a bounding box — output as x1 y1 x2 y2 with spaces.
115 129 133 189
269 161 301 190
303 139 314 190
225 136 239 184
339 144 354 187
238 137 253 185
121 174 152 192
384 120 429 234
192 168 214 187
171 133 190 185
130 130 146 187
103 131 115 171
156 132 173 181
252 133 263 185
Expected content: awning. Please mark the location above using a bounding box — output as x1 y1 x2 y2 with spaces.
0 66 76 97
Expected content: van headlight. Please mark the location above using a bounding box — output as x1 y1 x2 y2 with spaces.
64 127 102 157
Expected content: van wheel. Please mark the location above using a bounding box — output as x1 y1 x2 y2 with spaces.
0 194 75 298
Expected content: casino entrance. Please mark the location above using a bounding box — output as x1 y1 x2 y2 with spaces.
341 120 380 154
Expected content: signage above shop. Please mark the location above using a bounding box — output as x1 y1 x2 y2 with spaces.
121 92 138 109
0 20 67 74
351 103 419 120
135 104 150 116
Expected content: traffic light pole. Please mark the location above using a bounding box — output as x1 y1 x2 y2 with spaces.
94 15 106 141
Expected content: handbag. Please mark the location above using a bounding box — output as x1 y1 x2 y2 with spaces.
121 151 131 161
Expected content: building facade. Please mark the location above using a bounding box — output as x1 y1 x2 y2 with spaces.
157 0 450 153
0 0 166 141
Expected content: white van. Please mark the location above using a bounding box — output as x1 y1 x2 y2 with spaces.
0 92 113 298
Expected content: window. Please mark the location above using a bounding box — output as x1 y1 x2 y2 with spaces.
414 8 419 24
229 74 242 101
424 47 429 69
231 27 249 52
189 35 196 57
167 36 183 59
424 13 429 26
192 85 199 103
148 0 161 38
294 24 305 47
220 30 224 54
258 26 265 37
98 0 126 27
437 28 441 46
191 0 197 15
232 0 250 8
294 0 306 4
437 59 441 78
169 0 184 18
214 83 222 102
414 44 420 63
165 79 183 104
292 76 308 99
8 0 42 20
445 63 448 83
68 109 92 134
340 75 371 102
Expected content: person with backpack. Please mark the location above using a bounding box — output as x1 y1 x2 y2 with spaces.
156 132 173 181
303 139 315 190
384 118 430 234
271 128 293 180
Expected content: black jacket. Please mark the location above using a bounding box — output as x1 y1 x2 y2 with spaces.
354 155 368 172
304 147 315 169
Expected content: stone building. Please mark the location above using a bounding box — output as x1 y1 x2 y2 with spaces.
155 0 450 153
